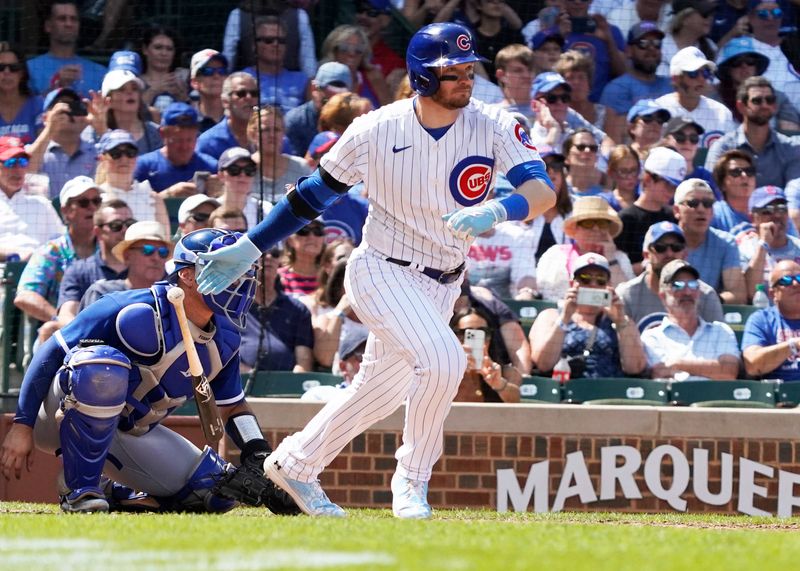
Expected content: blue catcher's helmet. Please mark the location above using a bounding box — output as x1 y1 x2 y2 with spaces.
169 228 257 330
406 23 487 97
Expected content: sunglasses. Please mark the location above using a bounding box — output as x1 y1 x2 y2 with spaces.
107 146 138 159
731 56 759 68
256 36 287 45
232 89 259 99
296 225 325 237
632 38 662 50
638 114 665 125
189 212 211 223
70 196 103 208
2 157 29 168
726 166 756 178
670 279 700 291
681 198 715 209
132 244 170 259
614 167 639 177
753 203 788 216
0 63 23 72
454 326 491 341
197 66 227 77
749 95 777 106
337 43 366 55
773 274 800 288
541 93 571 104
576 274 609 286
672 131 700 144
756 7 782 20
99 218 137 232
650 242 686 254
359 8 383 17
577 219 611 230
224 163 257 177
573 143 598 153
683 68 713 80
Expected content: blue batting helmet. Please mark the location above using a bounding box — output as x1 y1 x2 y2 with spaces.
406 23 487 97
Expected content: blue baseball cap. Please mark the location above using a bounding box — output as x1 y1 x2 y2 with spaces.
339 328 369 361
626 99 671 123
97 129 138 153
531 71 570 98
716 37 769 77
43 87 81 110
108 50 142 75
627 21 665 44
314 62 353 91
160 102 200 127
749 185 787 211
643 221 685 251
530 29 564 51
308 130 340 159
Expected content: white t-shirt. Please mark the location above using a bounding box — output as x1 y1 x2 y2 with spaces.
751 38 800 109
0 187 65 250
467 221 537 298
100 180 159 224
654 92 736 148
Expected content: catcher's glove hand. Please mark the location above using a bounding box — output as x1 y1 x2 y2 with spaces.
214 451 301 515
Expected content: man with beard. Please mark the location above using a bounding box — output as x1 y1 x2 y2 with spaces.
196 72 258 160
705 76 800 188
616 221 724 327
193 23 556 519
600 21 673 144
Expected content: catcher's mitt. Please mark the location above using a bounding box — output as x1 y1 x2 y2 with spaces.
214 451 301 515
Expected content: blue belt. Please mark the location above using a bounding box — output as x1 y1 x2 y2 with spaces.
385 257 465 284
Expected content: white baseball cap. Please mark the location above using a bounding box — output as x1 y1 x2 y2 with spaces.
101 69 144 97
178 194 221 223
674 178 714 204
190 49 228 79
670 46 716 76
60 175 101 205
572 253 611 277
643 147 687 187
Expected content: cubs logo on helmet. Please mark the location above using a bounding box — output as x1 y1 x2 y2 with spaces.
449 156 494 206
455 34 471 51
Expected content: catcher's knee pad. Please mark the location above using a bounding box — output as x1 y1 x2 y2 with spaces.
166 447 237 513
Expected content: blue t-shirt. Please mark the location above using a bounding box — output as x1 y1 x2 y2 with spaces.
322 192 369 245
57 252 127 308
562 315 624 378
27 53 107 97
0 96 43 143
742 305 800 381
134 150 218 192
687 227 742 290
565 28 626 102
196 119 239 161
599 74 673 115
284 100 318 157
243 67 308 115
239 293 313 371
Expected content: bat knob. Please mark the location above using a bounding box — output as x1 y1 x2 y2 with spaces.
167 287 185 303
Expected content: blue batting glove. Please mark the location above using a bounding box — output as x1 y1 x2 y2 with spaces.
442 201 507 240
196 235 262 294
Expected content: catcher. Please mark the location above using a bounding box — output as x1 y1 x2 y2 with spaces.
0 229 298 515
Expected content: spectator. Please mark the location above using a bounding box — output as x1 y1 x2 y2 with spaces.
209 206 248 233
654 47 736 148
742 259 800 381
176 194 220 238
705 76 800 189
138 25 190 113
626 98 671 158
555 50 605 131
469 0 524 83
0 136 64 260
537 196 634 301
133 102 217 197
606 1 670 39
738 185 800 299
278 219 326 296
492 44 536 124
530 253 646 378
244 16 309 114
94 130 170 233
14 176 102 344
451 305 522 403
641 259 740 380
563 128 606 198
304 92 373 168
616 221 724 327
529 29 565 76
284 62 353 158
26 88 96 199
320 25 391 108
354 0 407 95
674 178 747 303
745 0 800 102
189 49 228 133
600 21 673 144
466 215 536 299
710 148 758 235
56 198 132 324
26 0 106 97
196 72 258 160
660 115 718 195
298 237 355 320
249 106 312 205
615 146 685 271
300 329 368 403
658 0 718 77
216 146 271 230
82 69 162 154
709 0 789 45
0 44 44 144
602 144 640 212
79 220 171 309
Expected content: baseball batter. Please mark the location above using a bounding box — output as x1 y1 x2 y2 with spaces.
196 23 556 519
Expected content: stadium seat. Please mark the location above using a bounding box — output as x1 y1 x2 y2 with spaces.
164 197 184 236
247 371 342 398
519 375 563 403
722 304 760 327
669 380 777 408
503 299 558 334
0 261 27 395
775 381 800 408
563 377 669 406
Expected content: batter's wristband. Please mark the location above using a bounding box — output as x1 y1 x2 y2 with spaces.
498 194 530 221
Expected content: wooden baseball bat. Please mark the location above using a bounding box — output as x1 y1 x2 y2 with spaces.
167 287 225 444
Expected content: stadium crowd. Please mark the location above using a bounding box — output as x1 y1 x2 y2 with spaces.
5 0 800 402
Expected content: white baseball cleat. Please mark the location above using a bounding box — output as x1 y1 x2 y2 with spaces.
263 454 345 518
391 472 432 519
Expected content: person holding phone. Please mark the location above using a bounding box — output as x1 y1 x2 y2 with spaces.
530 252 646 378
450 305 521 403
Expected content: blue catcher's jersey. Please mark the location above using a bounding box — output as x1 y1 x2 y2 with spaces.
45 282 244 434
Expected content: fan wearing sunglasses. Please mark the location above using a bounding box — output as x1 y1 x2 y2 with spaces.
616 221 724 326
563 128 605 198
709 148 759 235
196 73 257 161
0 45 42 145
215 146 270 231
661 115 719 198
177 194 221 238
278 219 327 296
188 48 228 133
746 1 799 99
626 98 671 158
641 259 741 381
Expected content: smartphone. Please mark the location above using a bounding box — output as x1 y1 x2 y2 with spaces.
539 6 560 29
464 328 486 369
570 16 597 35
576 287 611 307
193 171 211 194
67 99 88 117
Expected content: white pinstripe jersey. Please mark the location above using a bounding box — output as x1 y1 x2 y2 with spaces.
320 97 544 270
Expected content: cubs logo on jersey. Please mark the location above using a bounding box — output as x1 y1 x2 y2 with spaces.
514 123 536 151
449 156 494 206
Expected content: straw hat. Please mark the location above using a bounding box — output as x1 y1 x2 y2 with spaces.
111 220 170 259
563 196 623 238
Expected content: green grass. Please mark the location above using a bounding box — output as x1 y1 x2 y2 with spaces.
2 503 800 570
